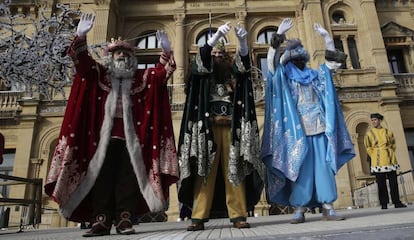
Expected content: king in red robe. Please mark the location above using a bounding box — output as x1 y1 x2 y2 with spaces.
44 29 178 235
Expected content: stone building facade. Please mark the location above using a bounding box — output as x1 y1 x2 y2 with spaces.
1 0 414 228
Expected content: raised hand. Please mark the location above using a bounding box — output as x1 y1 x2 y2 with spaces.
235 24 247 41
235 23 248 56
76 13 95 37
314 23 334 51
207 22 231 47
276 18 293 35
156 30 171 52
217 22 231 36
313 23 330 38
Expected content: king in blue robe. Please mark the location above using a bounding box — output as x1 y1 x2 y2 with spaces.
260 19 355 224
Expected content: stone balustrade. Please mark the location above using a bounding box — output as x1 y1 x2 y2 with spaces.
394 73 414 96
0 91 23 120
1 73 414 117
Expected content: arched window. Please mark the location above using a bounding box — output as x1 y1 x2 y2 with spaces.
137 31 158 49
332 11 346 24
136 30 162 69
356 122 370 176
196 29 228 47
330 5 361 70
257 27 278 44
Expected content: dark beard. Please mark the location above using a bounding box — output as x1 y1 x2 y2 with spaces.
213 61 233 84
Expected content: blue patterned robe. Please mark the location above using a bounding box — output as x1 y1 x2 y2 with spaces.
261 61 355 206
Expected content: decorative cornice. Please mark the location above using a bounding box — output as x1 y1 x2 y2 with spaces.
39 106 66 114
174 13 186 22
95 0 111 7
337 89 381 101
31 158 44 165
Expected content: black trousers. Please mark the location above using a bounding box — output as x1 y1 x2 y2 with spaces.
375 171 402 206
92 138 140 222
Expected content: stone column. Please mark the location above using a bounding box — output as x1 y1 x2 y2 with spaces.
301 0 324 69
407 41 414 72
9 99 39 200
235 11 247 28
360 0 393 81
92 1 111 46
174 13 186 84
383 104 413 170
341 35 353 69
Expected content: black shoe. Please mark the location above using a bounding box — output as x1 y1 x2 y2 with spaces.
290 211 305 224
115 211 135 235
82 214 111 237
395 202 407 208
381 204 388 210
187 222 204 231
321 208 345 221
233 221 250 228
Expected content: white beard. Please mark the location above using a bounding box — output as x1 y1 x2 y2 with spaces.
104 55 137 80
114 58 128 70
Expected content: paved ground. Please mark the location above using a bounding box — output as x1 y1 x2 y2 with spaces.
0 205 413 240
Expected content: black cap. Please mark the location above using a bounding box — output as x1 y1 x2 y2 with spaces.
370 113 384 120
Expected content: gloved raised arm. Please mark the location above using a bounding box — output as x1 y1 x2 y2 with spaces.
76 13 95 37
314 23 347 69
207 22 231 47
313 23 335 51
156 30 173 65
68 12 96 74
271 18 293 49
267 18 293 74
235 24 248 56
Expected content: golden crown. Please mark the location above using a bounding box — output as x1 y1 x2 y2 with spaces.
104 37 135 55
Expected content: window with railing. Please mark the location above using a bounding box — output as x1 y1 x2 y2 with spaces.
333 35 360 70
387 49 407 74
0 149 15 198
330 7 361 70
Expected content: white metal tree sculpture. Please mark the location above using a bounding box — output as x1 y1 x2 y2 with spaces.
0 1 80 100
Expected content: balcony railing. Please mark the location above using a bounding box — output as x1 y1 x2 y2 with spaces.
1 73 413 117
0 174 43 230
353 170 414 208
394 73 414 97
0 91 23 120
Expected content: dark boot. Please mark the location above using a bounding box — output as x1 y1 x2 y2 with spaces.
115 211 135 235
290 207 306 224
233 221 250 228
321 203 345 221
395 202 407 208
187 222 204 231
82 214 111 237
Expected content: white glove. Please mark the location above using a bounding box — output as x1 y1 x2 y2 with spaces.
314 23 335 51
276 18 293 35
267 46 276 75
207 22 231 47
156 30 171 52
235 24 248 56
76 13 95 37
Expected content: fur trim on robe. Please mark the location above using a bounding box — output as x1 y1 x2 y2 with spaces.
45 36 178 222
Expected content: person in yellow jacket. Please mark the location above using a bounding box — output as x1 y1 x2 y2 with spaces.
364 113 407 209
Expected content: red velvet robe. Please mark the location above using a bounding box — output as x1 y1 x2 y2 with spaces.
44 36 179 222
